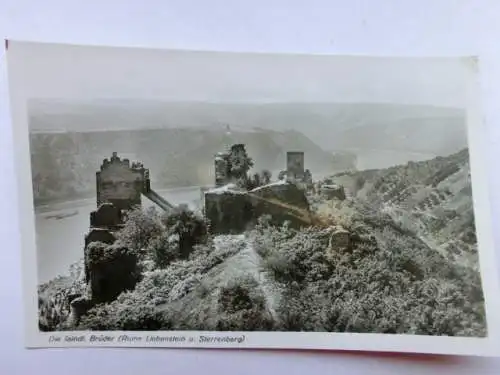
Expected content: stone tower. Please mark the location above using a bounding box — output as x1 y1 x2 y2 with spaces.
96 152 147 211
286 151 305 181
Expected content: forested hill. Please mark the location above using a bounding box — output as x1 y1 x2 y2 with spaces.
29 128 355 205
329 148 478 269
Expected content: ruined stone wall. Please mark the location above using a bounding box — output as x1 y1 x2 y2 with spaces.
204 191 254 234
89 202 123 229
250 181 310 210
248 182 313 229
85 242 140 304
204 181 313 235
79 197 136 314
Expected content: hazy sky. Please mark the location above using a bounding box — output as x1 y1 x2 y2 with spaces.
8 41 472 108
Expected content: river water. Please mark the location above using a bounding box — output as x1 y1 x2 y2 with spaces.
35 186 203 284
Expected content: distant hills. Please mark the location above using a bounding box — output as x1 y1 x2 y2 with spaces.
29 100 467 155
28 100 469 204
330 116 467 155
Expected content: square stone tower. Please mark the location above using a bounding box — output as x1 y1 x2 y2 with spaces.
96 152 146 211
286 151 305 181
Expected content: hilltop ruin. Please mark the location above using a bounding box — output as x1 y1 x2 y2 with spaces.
69 144 346 322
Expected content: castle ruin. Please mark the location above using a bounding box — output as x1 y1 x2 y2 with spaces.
204 145 314 234
76 152 179 316
69 145 346 324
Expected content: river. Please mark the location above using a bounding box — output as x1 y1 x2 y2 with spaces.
35 186 203 284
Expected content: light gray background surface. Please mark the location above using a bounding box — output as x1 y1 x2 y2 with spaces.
1 0 500 373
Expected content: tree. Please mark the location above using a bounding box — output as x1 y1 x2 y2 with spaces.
227 144 254 185
260 169 272 185
118 207 163 254
162 209 208 259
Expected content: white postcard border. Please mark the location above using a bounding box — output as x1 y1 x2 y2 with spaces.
6 41 500 356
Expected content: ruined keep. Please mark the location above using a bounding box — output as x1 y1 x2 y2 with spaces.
286 151 305 181
74 152 176 320
96 152 147 211
278 151 312 188
95 152 173 213
88 151 175 252
85 153 151 256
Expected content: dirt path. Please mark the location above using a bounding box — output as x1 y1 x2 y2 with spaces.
212 234 282 319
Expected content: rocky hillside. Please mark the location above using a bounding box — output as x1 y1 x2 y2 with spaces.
39 195 486 336
327 149 478 269
30 128 350 205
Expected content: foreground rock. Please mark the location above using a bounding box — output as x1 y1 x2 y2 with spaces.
85 242 140 304
320 183 346 201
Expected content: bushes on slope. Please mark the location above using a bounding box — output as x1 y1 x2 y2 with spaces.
38 258 86 331
77 239 243 331
117 207 164 255
252 212 486 337
215 275 275 331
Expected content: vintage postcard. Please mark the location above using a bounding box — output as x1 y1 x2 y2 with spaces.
6 40 500 355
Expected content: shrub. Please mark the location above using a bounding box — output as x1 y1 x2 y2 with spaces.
161 209 209 259
215 275 274 331
117 207 163 255
38 258 86 331
253 223 331 284
78 302 172 331
253 204 486 337
148 232 181 269
77 267 183 331
75 235 241 331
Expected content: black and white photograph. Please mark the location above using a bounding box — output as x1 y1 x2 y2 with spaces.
6 41 500 354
